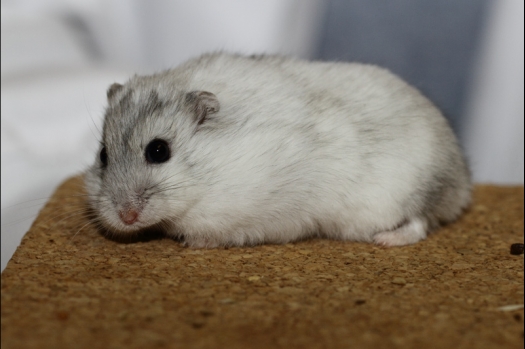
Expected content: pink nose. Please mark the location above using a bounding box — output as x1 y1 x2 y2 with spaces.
118 209 139 225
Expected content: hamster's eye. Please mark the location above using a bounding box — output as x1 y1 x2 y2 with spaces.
145 139 171 164
100 146 108 167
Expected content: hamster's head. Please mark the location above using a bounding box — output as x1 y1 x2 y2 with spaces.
84 79 220 236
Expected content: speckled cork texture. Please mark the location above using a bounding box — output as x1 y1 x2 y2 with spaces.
1 176 524 349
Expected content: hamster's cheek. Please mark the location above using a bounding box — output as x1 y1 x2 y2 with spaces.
82 169 101 198
94 198 122 229
83 170 108 220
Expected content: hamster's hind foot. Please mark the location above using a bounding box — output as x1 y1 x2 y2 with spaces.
373 217 428 247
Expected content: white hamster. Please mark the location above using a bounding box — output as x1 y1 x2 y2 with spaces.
84 52 471 248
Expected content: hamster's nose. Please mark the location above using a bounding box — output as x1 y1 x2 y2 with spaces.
118 209 139 225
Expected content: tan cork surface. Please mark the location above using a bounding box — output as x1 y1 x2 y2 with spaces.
1 176 524 349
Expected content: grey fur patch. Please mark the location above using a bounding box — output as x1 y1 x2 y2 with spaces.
118 89 134 112
138 91 164 118
107 83 123 99
185 91 220 125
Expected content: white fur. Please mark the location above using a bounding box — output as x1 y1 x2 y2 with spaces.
84 53 471 247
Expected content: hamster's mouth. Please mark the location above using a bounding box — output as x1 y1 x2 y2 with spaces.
105 219 152 233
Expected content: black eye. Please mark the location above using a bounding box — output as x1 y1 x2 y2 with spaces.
100 146 108 167
145 139 171 164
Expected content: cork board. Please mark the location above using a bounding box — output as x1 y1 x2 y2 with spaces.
1 176 523 349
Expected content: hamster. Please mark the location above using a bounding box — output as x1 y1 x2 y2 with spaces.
84 52 471 248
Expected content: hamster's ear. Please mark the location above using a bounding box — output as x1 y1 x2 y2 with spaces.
185 91 220 125
107 83 124 100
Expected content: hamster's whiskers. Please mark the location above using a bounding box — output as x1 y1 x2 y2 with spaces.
70 218 101 240
37 206 94 230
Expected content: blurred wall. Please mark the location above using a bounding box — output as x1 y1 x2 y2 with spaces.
461 0 524 184
128 1 327 71
317 0 490 136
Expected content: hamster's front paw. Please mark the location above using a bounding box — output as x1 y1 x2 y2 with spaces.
373 218 428 247
184 236 221 249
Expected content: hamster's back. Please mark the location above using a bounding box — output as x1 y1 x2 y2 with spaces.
165 53 471 236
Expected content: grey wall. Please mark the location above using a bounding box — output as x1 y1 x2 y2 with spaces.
316 0 491 138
